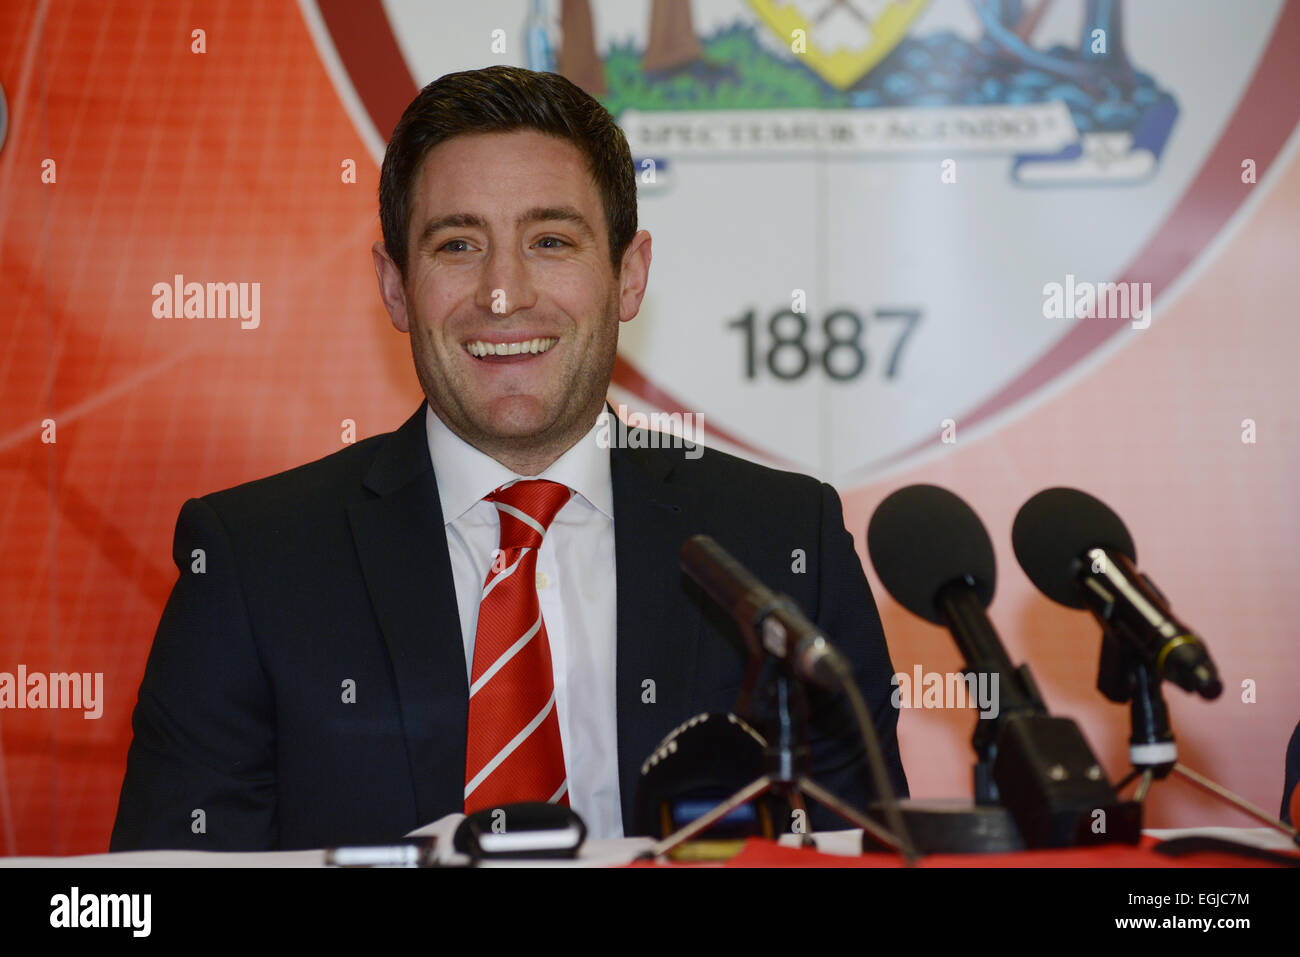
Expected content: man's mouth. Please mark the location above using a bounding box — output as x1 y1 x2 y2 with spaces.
464 337 558 360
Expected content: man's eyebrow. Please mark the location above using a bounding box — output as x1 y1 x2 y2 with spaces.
417 212 487 250
417 206 595 250
518 205 594 240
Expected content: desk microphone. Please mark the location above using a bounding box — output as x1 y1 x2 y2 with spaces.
674 535 916 860
680 534 851 692
1012 487 1221 700
866 483 1041 718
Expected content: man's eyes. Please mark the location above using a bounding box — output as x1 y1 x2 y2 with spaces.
436 236 570 253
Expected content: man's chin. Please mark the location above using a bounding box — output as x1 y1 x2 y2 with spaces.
468 395 562 442
431 390 602 464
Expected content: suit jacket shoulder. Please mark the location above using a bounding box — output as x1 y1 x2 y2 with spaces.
197 408 426 545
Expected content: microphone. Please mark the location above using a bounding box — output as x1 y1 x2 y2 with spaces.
866 484 1041 718
678 535 917 860
1011 488 1222 700
679 535 850 692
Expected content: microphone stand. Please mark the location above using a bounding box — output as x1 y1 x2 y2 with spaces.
648 640 916 864
1100 636 1297 840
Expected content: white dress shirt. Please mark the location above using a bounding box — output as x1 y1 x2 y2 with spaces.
425 406 623 839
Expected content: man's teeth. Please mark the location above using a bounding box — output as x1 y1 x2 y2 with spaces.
466 338 558 357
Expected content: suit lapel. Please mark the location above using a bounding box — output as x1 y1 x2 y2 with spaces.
610 432 703 828
347 403 468 827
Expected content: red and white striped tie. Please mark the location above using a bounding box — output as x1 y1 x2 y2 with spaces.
464 479 573 812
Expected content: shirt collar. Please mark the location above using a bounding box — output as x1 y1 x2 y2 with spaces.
425 405 615 524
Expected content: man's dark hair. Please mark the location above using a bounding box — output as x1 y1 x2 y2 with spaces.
379 65 636 278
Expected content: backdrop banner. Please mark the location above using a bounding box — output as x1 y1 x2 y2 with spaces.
1 0 1296 854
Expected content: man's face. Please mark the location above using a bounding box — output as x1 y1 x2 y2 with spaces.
373 129 650 469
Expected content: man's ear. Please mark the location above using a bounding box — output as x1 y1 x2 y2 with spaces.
618 230 652 324
371 241 410 333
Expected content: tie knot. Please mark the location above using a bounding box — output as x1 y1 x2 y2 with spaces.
487 479 573 550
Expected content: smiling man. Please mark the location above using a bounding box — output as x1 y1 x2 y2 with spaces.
111 66 907 851
373 126 641 476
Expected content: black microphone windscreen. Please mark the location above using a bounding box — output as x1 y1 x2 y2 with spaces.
867 485 996 624
632 712 768 838
1012 487 1137 608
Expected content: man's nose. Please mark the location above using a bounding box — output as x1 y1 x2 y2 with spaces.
475 247 537 317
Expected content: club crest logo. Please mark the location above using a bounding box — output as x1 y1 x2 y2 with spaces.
748 0 931 90
302 0 1297 481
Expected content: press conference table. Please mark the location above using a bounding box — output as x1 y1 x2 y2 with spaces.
2 826 1296 867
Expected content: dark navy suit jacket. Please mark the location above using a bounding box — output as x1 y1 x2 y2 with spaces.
1282 719 1299 825
111 404 908 850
